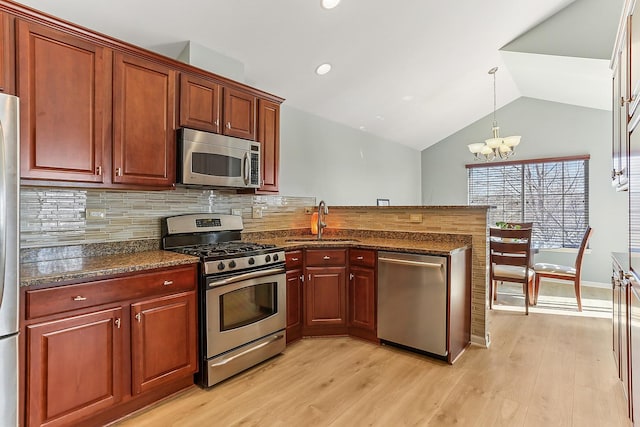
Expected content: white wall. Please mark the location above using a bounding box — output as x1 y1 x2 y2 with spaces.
279 105 422 206
421 97 626 284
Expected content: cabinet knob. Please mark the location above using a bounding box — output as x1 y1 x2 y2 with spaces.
115 167 122 176
135 313 141 323
308 274 311 281
226 122 231 129
95 166 102 176
214 119 219 127
73 295 87 301
323 256 331 260
115 318 121 329
356 256 364 260
291 257 299 262
300 274 304 282
350 273 354 280
163 280 174 286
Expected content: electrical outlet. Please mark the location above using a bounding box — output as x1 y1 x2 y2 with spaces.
252 206 263 219
231 208 242 216
86 208 106 220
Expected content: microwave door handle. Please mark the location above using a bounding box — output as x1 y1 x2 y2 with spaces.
243 152 250 185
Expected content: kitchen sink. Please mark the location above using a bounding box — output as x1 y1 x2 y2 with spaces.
284 238 360 243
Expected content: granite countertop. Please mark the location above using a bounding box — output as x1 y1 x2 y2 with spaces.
20 250 199 287
246 229 472 256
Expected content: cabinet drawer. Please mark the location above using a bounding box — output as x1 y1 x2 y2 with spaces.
26 265 197 320
349 249 376 268
286 250 303 269
305 249 346 266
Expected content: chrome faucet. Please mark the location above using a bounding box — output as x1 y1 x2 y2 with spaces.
317 200 328 240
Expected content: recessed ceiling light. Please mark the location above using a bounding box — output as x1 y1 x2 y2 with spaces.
315 63 332 75
321 0 341 9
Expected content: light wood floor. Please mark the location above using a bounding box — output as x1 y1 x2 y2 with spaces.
115 283 630 427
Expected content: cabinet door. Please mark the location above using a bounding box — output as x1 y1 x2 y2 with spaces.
286 268 303 343
26 308 123 427
305 266 346 327
223 87 256 140
257 99 279 192
631 285 640 425
113 52 176 187
0 12 15 94
131 291 197 395
179 73 221 133
348 266 376 333
17 19 110 183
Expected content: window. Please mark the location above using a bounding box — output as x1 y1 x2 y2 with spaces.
467 156 589 249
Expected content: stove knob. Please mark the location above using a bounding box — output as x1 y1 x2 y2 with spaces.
229 260 237 268
217 262 225 271
273 254 279 262
248 257 255 265
265 254 271 263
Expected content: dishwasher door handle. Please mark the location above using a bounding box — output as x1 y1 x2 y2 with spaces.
378 257 443 269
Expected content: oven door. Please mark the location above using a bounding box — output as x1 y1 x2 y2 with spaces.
179 129 260 188
205 267 285 358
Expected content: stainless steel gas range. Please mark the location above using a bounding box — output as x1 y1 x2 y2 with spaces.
162 214 286 387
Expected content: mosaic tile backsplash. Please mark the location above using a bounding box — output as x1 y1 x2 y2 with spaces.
20 186 315 248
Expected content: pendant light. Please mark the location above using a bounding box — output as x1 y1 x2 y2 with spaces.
468 67 521 161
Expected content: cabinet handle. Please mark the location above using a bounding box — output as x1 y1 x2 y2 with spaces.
95 166 102 176
135 313 141 323
323 256 331 260
300 274 304 282
308 274 311 281
350 273 354 280
163 280 173 286
115 318 121 329
356 256 364 260
115 167 122 176
291 257 299 261
226 122 231 129
73 295 87 301
214 119 219 127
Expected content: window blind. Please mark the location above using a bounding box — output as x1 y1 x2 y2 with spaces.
468 156 589 249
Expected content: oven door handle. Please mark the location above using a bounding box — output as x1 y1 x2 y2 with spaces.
208 333 285 368
207 266 285 288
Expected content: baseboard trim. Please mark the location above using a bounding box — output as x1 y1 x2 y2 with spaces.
471 334 489 348
539 277 610 289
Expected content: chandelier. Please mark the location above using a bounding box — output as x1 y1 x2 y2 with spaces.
467 67 521 161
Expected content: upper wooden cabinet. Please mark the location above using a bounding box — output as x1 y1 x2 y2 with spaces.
17 19 110 184
112 52 177 187
258 99 280 192
0 11 15 94
223 87 256 140
179 73 221 133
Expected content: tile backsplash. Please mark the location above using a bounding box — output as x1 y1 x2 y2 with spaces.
20 186 314 248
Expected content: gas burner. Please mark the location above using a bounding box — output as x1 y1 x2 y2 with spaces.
175 242 277 259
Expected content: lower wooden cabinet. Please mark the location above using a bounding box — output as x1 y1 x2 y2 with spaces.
131 291 197 395
26 308 124 427
23 264 198 427
304 249 347 336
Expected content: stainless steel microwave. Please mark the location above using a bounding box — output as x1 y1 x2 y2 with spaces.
177 128 261 189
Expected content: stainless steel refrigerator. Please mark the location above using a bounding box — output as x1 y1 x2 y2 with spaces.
0 93 19 427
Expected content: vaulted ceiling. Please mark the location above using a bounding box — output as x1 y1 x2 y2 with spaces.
15 0 623 150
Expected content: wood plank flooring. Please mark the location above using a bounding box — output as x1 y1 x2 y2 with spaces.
114 284 630 427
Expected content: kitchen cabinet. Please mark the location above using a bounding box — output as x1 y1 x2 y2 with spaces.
304 249 348 336
26 308 124 427
17 19 110 184
631 283 640 425
613 25 630 191
179 73 222 133
285 250 304 343
223 87 256 140
348 249 377 342
0 11 14 94
613 255 632 419
131 291 197 395
257 99 280 192
23 264 198 427
113 52 177 187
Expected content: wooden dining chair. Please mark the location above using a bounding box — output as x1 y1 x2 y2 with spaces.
489 226 534 315
533 227 593 311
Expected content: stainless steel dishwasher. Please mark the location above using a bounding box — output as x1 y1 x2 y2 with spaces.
377 251 448 357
